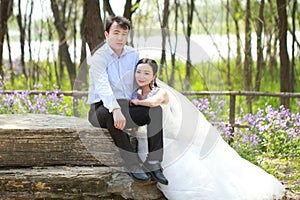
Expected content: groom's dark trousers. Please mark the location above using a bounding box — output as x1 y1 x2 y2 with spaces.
88 99 163 167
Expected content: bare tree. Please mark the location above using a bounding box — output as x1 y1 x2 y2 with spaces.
82 0 104 52
276 0 290 108
6 28 13 85
225 0 231 88
123 0 141 22
168 0 179 87
50 0 76 88
156 0 169 79
264 0 278 81
244 0 252 112
27 0 33 62
254 0 265 92
291 0 297 92
231 0 242 70
78 0 104 90
0 0 13 76
16 0 28 79
103 0 115 16
179 0 194 90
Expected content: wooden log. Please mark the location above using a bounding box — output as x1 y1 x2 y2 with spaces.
0 114 123 167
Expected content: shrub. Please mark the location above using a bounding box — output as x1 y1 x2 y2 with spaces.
193 96 300 161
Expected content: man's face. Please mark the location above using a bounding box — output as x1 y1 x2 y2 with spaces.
105 22 129 53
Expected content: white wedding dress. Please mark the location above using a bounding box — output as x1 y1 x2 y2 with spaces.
137 80 285 200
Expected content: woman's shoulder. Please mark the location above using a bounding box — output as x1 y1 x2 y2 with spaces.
150 87 169 104
158 87 169 101
131 89 141 99
147 87 159 98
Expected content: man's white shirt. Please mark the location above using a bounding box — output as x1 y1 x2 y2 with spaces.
87 43 139 112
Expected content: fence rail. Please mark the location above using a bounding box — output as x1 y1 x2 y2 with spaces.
182 91 300 130
2 90 300 129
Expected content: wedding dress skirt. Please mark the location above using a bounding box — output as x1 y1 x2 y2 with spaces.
137 80 285 200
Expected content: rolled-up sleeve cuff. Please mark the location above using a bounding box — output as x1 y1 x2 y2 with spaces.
110 98 121 112
102 96 120 113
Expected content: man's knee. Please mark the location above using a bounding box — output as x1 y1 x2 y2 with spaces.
149 106 162 119
117 99 130 108
88 109 101 127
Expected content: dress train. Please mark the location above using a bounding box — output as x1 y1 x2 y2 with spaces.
137 80 285 200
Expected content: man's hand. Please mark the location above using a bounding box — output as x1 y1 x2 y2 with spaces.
112 108 126 130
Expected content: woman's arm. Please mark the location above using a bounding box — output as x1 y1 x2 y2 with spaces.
130 88 169 107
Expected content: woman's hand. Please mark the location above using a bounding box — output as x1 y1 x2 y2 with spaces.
130 98 140 106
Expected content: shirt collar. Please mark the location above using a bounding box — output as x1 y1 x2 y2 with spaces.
105 42 132 58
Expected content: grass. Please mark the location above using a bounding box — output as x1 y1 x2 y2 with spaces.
259 157 300 199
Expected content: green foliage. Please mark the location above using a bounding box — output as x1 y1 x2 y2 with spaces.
3 60 72 91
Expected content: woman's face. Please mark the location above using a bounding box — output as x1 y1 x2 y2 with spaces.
135 63 155 87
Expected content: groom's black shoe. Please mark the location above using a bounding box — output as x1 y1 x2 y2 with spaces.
142 161 169 185
127 164 151 182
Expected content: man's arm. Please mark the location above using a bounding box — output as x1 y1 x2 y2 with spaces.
89 49 120 112
89 48 126 130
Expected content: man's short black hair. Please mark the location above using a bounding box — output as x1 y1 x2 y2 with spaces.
105 16 131 33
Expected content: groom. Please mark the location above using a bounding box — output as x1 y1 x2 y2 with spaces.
87 15 168 185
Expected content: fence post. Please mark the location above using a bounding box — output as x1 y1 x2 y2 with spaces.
73 96 79 117
229 94 236 132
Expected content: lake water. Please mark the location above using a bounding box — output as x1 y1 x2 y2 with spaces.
3 32 299 67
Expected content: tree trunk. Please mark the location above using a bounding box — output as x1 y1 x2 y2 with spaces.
78 7 87 90
0 0 13 77
16 0 28 79
254 0 265 92
232 0 242 69
226 0 231 88
83 0 104 53
265 0 278 81
27 0 33 62
6 29 13 85
50 0 76 89
184 0 194 90
291 0 297 92
168 0 179 87
244 0 252 112
103 0 115 16
276 0 290 108
123 0 141 22
123 0 140 47
158 0 169 79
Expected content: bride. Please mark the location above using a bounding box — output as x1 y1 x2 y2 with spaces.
130 58 285 200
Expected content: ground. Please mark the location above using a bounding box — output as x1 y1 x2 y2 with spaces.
260 158 300 200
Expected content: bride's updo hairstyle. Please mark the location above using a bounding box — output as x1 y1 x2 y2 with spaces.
135 58 158 87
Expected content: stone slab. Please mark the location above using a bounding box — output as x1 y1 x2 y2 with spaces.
0 166 164 199
0 114 123 167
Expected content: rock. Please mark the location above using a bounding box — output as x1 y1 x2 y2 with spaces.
0 114 122 167
0 166 165 199
0 114 165 199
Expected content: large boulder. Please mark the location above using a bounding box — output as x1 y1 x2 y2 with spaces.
0 114 165 199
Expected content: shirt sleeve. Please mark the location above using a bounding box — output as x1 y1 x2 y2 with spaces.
89 49 120 112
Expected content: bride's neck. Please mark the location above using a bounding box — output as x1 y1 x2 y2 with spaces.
141 85 151 96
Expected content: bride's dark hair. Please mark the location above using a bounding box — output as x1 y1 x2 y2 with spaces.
135 58 158 87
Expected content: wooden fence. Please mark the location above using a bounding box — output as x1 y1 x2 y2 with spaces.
2 90 300 129
181 91 300 130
